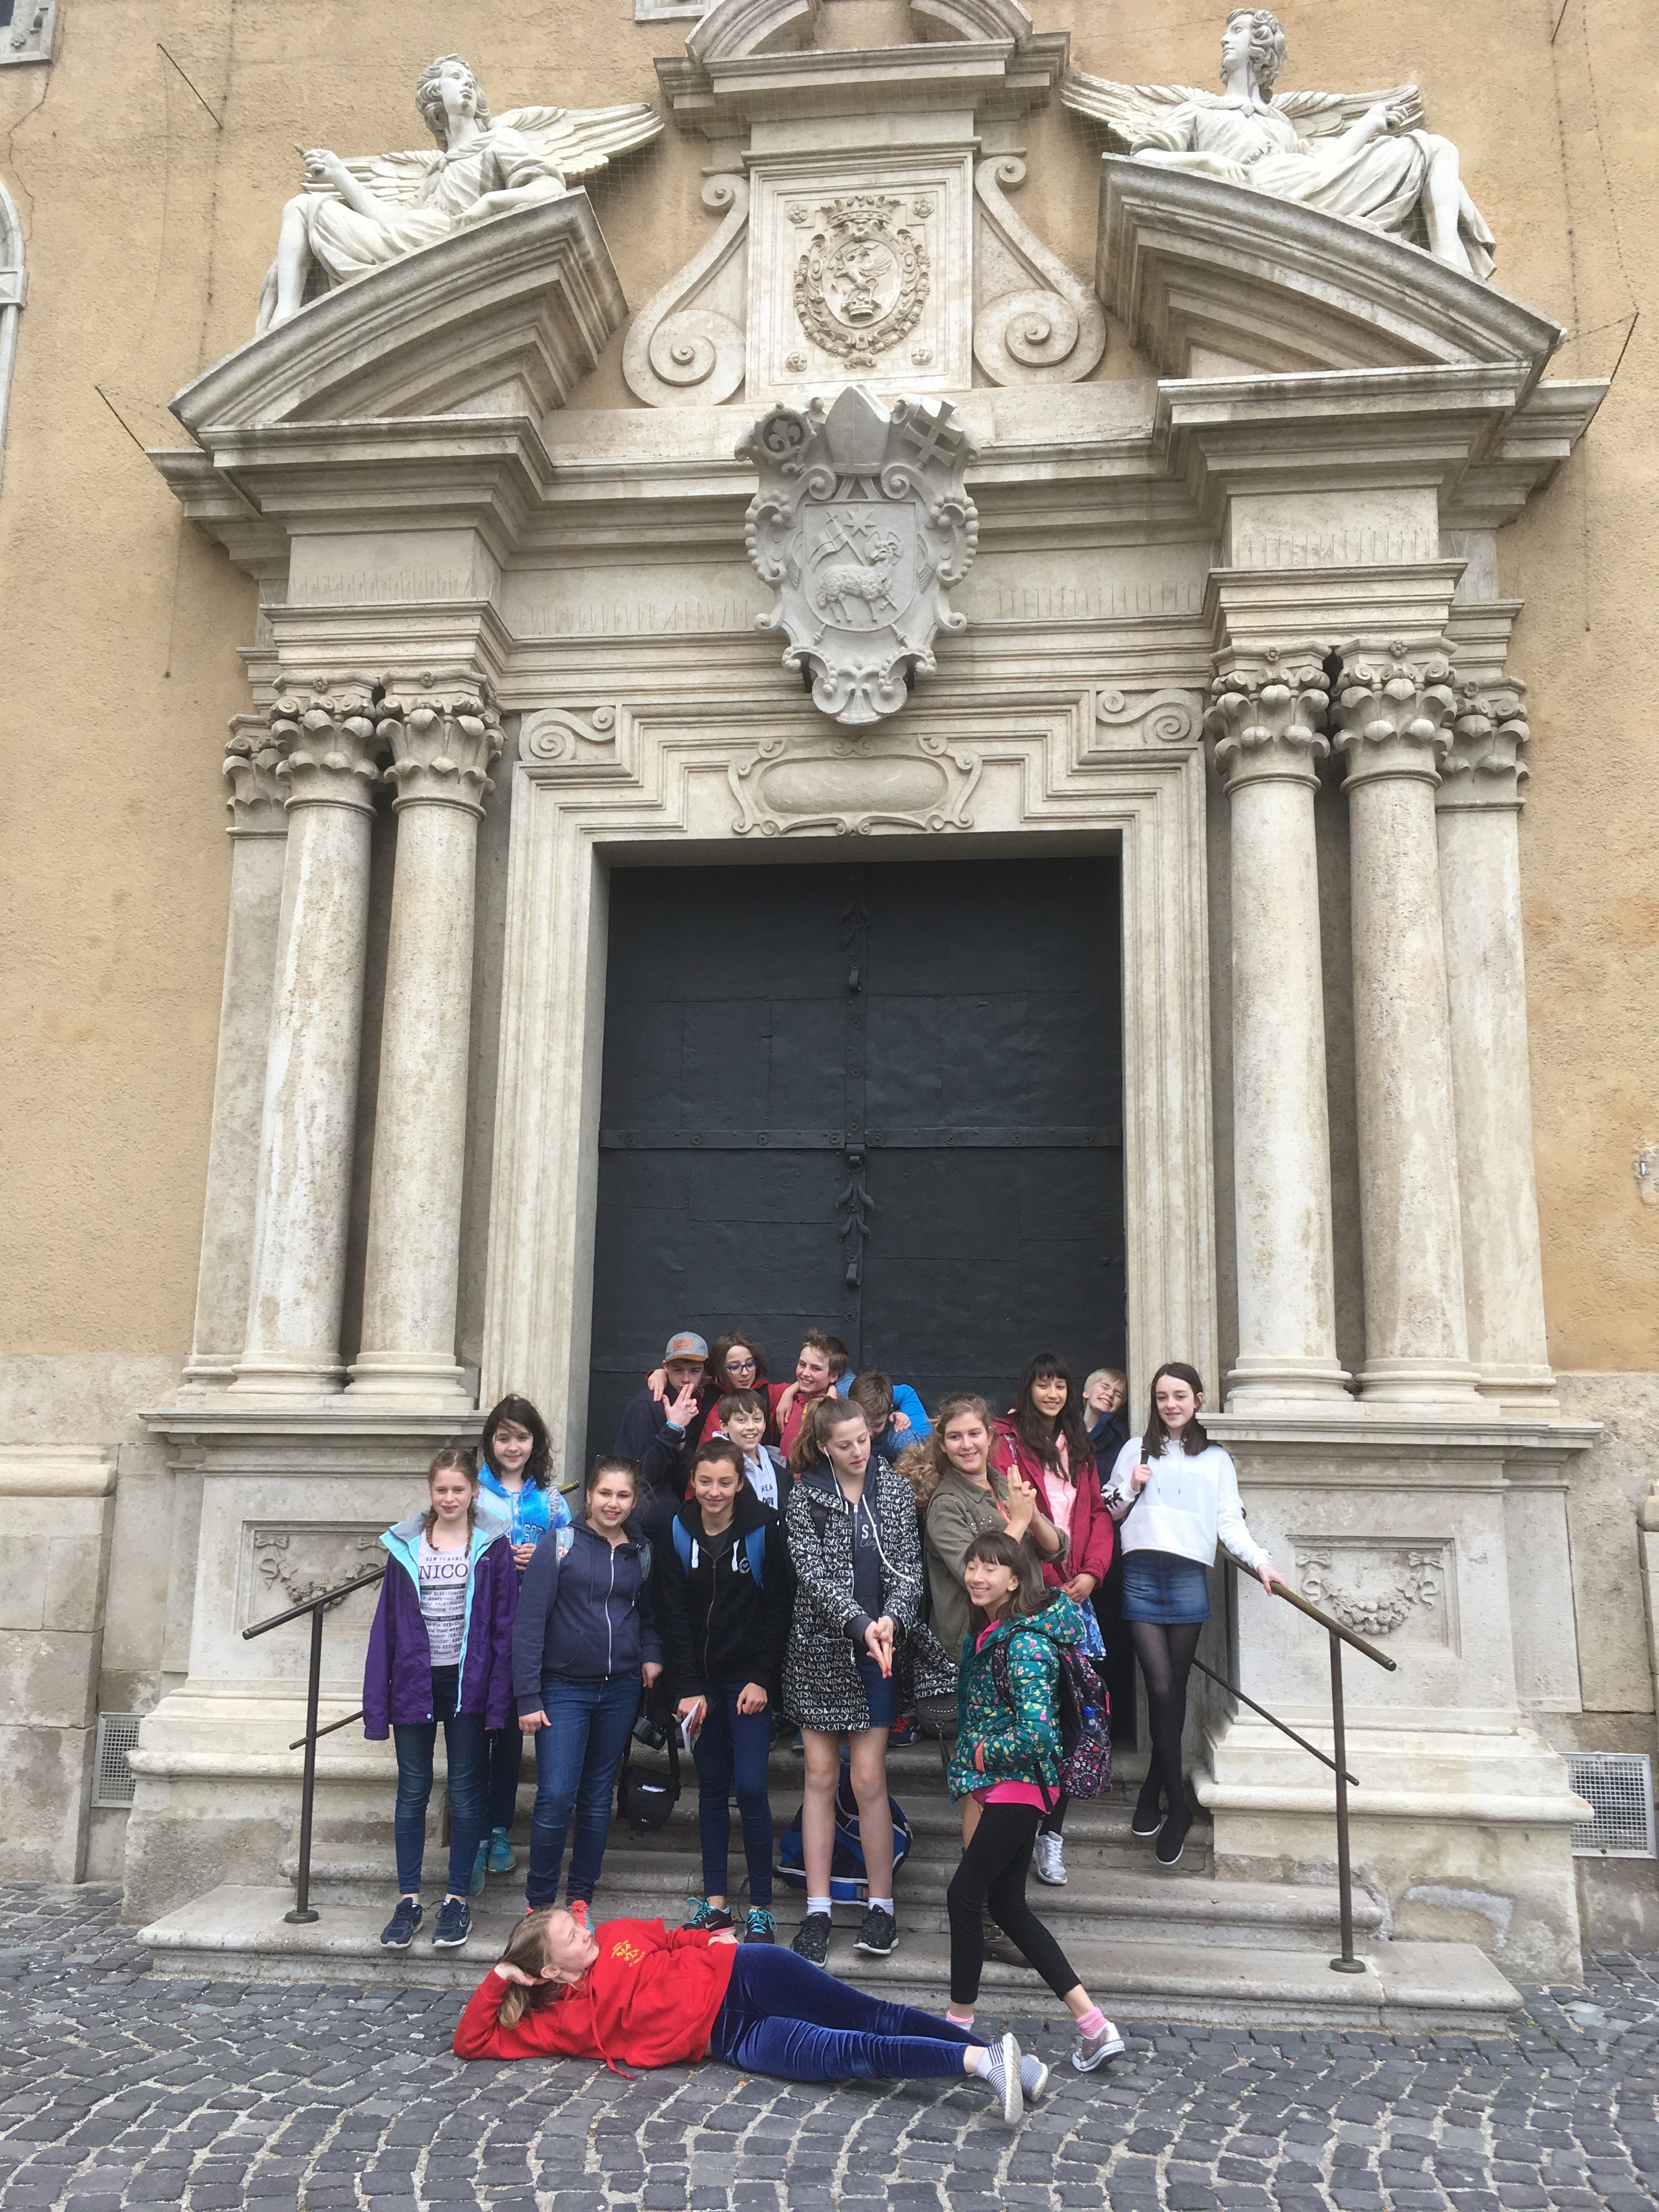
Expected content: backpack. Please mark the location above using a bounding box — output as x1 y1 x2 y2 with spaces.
670 1517 768 1587
775 1772 914 1902
989 1628 1113 1805
616 1707 681 1832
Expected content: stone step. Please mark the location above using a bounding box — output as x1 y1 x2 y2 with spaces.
138 1884 1521 2034
279 1847 1380 1951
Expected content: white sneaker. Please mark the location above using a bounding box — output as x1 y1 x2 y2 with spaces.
1034 1832 1067 1886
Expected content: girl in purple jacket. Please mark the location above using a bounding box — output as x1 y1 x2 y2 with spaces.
364 1447 518 1954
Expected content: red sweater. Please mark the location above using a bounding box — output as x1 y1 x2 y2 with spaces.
992 1419 1114 1588
452 1920 738 2069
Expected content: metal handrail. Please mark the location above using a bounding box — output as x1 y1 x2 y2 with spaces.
1209 1567 1396 1974
244 1564 385 1924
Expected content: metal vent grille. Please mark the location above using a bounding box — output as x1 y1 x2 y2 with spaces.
1566 1751 1656 1858
92 1713 143 1810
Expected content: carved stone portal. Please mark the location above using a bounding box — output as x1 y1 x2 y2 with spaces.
737 383 978 725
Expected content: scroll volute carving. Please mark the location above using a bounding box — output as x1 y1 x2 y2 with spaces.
623 176 749 409
972 156 1105 386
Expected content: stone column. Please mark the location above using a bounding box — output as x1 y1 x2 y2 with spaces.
179 719 290 1393
232 678 384 1396
1206 650 1351 1406
347 677 504 1403
1436 681 1558 1413
1333 641 1482 1407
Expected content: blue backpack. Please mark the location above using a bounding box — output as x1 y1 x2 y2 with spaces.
670 1517 768 1585
776 1773 914 1902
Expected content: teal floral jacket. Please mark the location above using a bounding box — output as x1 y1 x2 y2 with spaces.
945 1594 1088 1803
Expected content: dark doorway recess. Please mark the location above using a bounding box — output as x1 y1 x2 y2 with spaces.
586 854 1126 1462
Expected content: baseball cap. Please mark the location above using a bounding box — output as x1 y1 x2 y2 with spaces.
663 1331 709 1363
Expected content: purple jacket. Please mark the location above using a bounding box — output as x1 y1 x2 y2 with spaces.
363 1503 518 1737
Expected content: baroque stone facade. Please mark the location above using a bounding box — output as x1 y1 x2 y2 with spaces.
2 0 1656 1993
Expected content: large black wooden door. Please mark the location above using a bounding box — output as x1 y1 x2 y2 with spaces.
585 855 1124 1463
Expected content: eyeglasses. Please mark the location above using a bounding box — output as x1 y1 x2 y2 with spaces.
726 1357 757 1375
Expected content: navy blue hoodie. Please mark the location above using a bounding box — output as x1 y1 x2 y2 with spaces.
511 1518 663 1713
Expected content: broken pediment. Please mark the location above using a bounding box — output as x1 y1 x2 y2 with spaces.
170 194 627 436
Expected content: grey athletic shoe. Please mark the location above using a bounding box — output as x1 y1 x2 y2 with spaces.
1071 2018 1126 2072
1020 2051 1052 2105
1034 1832 1067 1885
980 2032 1024 2126
792 1911 831 1963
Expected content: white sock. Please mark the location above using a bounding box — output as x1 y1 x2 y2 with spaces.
867 1897 893 1914
807 1895 832 1917
972 2047 995 2080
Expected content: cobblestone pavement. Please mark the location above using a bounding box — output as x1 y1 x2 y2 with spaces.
0 1888 1655 2212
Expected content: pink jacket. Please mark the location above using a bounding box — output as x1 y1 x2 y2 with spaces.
992 1418 1114 1589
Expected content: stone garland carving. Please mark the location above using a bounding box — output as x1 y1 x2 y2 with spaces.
1093 687 1204 747
791 194 931 371
622 177 749 409
972 157 1106 386
1063 9 1495 280
250 1526 383 1618
1296 1544 1446 1639
256 54 661 331
520 704 620 763
726 728 981 837
737 382 979 726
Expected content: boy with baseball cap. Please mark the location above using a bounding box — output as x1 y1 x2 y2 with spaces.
613 1332 712 1538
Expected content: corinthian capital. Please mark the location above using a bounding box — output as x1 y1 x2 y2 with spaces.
1205 646 1330 793
1438 678 1530 811
223 713 287 836
1331 640 1457 789
270 675 385 814
378 672 505 814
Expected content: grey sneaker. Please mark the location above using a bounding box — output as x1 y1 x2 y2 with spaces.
792 1911 831 1963
432 1896 471 1949
1034 1832 1066 1885
380 1896 421 1950
855 1905 896 1956
1020 2052 1052 2105
980 2032 1024 2126
1071 2018 1126 2073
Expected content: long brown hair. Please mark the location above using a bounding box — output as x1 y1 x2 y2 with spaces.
481 1395 551 1490
1141 1361 1210 1460
495 1909 560 2029
964 1528 1049 1631
787 1393 867 1475
915 1393 998 1514
1013 1351 1092 1475
422 1446 478 1541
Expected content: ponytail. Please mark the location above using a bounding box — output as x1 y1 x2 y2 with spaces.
495 1909 558 2029
787 1393 867 1475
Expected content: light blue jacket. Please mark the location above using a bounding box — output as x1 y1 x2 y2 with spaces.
478 1465 572 1556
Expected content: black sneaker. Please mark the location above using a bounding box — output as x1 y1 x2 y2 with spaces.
792 1911 831 1963
1155 1809 1192 1869
380 1897 421 1950
855 1905 896 1957
742 1909 777 1944
683 1899 735 1933
432 1896 472 1948
1130 1777 1164 1838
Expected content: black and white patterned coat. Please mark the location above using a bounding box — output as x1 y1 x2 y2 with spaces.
782 1456 953 1731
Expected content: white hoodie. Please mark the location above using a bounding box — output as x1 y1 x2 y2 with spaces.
1103 1435 1269 1573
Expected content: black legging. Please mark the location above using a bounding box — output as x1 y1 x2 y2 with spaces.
946 1803 1080 2007
1130 1621 1203 1814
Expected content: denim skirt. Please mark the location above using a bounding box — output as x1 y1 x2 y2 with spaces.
1120 1549 1211 1625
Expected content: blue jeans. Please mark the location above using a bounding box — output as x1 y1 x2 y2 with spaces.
692 1681 774 1907
526 1673 640 1908
482 1725 525 1835
709 1948 983 2083
392 1666 487 1898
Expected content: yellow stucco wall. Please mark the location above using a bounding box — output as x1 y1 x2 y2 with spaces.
0 0 1654 1370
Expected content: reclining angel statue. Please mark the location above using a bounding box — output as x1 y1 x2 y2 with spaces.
1063 8 1494 280
256 53 661 332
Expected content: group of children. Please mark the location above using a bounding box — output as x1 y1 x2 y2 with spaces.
364 1330 1286 2122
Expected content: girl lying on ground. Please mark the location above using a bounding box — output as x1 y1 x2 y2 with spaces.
451 1906 1054 2126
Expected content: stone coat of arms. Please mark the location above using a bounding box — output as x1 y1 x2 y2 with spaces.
736 384 979 727
792 194 931 370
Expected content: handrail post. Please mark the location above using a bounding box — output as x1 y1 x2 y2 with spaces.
285 1603 325 1926
1328 1628 1364 1973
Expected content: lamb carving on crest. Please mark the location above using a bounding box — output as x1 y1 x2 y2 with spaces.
257 54 661 331
1063 8 1494 280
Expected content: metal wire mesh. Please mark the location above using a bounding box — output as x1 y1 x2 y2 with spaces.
92 1712 143 1810
1566 1751 1656 1858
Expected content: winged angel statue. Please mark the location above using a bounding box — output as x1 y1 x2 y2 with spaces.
257 53 661 332
1064 9 1494 280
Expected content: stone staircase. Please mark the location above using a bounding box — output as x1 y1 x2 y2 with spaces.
137 1741 1522 2030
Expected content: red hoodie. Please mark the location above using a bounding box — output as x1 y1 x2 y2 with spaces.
452 1919 738 2069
